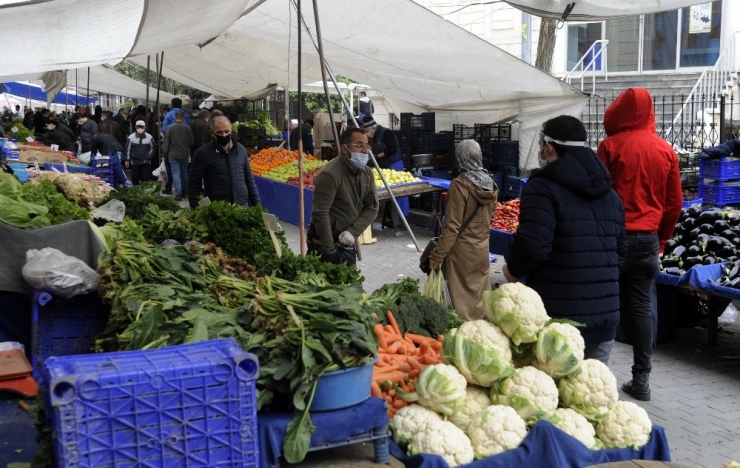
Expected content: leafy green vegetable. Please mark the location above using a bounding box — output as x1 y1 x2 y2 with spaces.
255 250 364 286
196 201 288 264
20 180 90 224
2 122 34 141
98 218 146 248
137 204 207 244
0 192 50 228
97 182 180 220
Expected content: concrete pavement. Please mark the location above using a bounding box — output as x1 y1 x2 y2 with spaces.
277 221 740 468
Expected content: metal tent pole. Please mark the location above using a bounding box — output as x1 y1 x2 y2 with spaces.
291 2 420 251
297 0 306 255
311 0 340 150
155 52 164 166
146 55 151 125
86 67 90 109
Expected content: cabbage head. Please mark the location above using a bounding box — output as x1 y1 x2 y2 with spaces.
399 363 467 416
442 321 515 386
533 322 585 378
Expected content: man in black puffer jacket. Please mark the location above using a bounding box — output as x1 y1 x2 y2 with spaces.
503 115 626 365
188 115 260 208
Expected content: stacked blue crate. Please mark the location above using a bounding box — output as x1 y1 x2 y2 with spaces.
90 153 120 186
43 339 259 468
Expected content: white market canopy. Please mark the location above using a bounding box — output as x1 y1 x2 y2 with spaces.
504 0 716 20
126 0 588 170
0 0 255 76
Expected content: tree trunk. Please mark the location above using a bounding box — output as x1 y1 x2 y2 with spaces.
535 18 558 74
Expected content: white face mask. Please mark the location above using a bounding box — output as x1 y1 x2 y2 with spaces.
346 146 369 169
366 131 375 138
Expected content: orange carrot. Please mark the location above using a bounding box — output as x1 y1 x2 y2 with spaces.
408 369 420 379
407 356 423 371
387 311 402 336
429 341 443 352
373 371 406 383
392 399 407 409
386 341 404 354
406 333 439 346
371 381 383 398
374 324 388 348
385 325 395 335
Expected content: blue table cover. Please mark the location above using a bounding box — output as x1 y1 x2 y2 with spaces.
254 176 314 227
390 420 671 468
257 397 389 468
489 228 513 256
656 263 740 300
418 176 451 190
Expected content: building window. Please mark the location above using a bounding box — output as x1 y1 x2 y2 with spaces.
566 23 603 70
606 16 641 72
680 1 722 67
643 10 678 71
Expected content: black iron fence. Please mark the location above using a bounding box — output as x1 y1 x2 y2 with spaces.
581 92 738 152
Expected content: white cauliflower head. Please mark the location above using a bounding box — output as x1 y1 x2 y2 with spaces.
483 283 549 345
467 405 528 458
407 420 475 467
412 363 467 416
596 401 652 449
448 385 492 433
442 320 515 386
533 322 585 378
558 359 618 422
491 366 559 425
389 404 442 448
548 408 596 448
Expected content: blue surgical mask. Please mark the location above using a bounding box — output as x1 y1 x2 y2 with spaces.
347 147 369 169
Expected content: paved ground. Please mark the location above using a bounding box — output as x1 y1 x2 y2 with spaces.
276 220 740 468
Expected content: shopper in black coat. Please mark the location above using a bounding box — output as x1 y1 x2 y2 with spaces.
188 116 260 209
503 115 626 364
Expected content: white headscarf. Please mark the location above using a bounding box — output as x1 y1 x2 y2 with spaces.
456 140 494 191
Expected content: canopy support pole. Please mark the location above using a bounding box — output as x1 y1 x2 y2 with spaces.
291 1 420 252
296 0 306 256
86 67 90 109
75 69 78 107
155 52 164 170
146 55 151 125
311 0 340 151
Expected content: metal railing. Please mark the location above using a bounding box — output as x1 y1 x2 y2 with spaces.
563 40 609 95
666 32 739 142
581 92 737 151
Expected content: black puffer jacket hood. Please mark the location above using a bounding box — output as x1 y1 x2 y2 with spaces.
533 146 612 200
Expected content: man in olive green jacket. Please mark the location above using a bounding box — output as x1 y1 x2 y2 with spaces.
308 128 379 265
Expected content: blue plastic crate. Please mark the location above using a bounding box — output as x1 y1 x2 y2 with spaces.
504 175 528 199
490 141 519 167
491 172 503 191
700 157 740 181
44 162 92 174
682 197 703 208
31 290 110 375
699 182 740 206
43 339 259 468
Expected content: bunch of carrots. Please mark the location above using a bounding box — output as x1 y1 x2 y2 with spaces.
248 148 315 175
372 311 444 418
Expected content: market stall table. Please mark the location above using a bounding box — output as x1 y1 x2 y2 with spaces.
655 263 739 347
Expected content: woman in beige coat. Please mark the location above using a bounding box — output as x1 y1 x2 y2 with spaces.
429 140 498 320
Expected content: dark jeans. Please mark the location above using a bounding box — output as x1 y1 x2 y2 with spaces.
130 162 151 185
164 156 173 191
620 232 660 373
584 339 614 366
307 239 356 266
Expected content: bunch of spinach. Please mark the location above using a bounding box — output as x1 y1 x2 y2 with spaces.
255 250 364 286
97 182 180 220
244 276 379 463
19 179 91 224
137 204 207 244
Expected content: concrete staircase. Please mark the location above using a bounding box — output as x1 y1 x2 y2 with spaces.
586 72 703 99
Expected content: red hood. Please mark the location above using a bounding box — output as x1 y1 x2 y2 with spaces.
603 88 656 136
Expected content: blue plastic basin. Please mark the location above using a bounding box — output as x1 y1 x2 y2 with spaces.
14 170 29 182
310 358 376 412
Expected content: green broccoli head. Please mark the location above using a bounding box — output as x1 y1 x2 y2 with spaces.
417 297 453 337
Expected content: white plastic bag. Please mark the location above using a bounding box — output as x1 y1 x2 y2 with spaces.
22 248 98 298
719 303 738 324
90 199 126 223
152 160 167 182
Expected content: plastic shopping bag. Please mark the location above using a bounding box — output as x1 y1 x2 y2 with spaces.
22 248 98 298
152 160 167 182
423 269 453 308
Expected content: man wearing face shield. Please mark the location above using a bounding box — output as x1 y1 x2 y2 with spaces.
187 115 260 209
308 128 379 265
502 115 627 365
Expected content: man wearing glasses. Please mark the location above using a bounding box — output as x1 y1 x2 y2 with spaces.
308 128 379 265
188 116 260 209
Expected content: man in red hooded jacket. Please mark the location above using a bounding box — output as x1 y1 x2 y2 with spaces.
597 88 682 401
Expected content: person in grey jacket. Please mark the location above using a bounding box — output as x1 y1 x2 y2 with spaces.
188 116 260 209
75 113 98 154
125 120 155 185
163 111 193 201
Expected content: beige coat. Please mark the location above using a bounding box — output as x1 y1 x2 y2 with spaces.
429 177 498 320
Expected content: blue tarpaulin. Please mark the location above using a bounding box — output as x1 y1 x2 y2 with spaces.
390 420 671 468
1 82 97 106
656 263 740 300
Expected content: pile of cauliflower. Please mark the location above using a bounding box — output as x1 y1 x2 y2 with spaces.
389 283 653 467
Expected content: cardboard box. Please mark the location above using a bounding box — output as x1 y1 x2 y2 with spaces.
17 148 72 164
